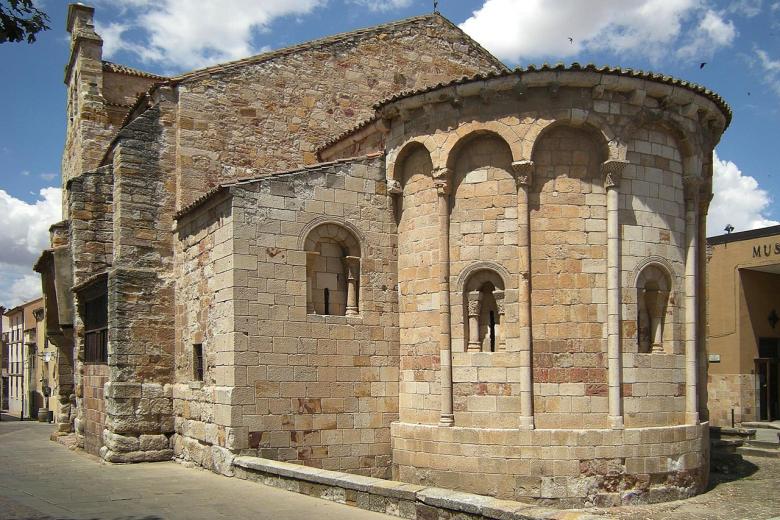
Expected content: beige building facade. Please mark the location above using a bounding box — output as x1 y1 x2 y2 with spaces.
707 225 780 427
39 3 731 508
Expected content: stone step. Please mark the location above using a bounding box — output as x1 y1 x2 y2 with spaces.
741 421 780 430
736 445 780 458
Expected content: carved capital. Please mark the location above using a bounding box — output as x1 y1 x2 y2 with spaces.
601 159 628 189
511 160 535 188
343 256 360 280
432 167 452 195
467 290 482 316
387 179 403 195
493 289 505 315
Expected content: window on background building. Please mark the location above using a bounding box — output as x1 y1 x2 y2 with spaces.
84 293 108 363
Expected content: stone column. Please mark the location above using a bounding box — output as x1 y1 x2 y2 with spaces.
512 160 535 429
603 159 628 430
493 289 506 351
305 251 319 314
644 289 669 353
343 256 360 316
684 177 701 425
434 167 454 426
467 290 483 352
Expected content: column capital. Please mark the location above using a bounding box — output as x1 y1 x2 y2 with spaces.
683 176 703 202
493 289 506 315
601 159 629 189
432 167 452 195
387 179 403 195
467 290 482 316
342 255 360 279
511 160 535 187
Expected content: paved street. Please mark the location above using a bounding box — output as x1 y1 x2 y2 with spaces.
0 419 391 520
597 453 780 520
3 418 780 520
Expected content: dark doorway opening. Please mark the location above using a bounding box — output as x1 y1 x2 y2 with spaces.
756 337 780 421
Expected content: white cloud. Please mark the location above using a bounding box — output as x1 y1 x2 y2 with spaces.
725 0 763 17
1 272 42 309
96 0 327 71
346 0 413 12
707 152 779 236
676 10 736 60
459 0 736 64
0 187 62 308
755 48 780 97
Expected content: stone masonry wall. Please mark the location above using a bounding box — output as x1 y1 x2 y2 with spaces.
172 194 237 474
396 147 440 425
102 95 178 463
530 126 609 429
181 156 399 477
67 165 114 285
620 125 687 428
173 14 504 209
67 164 113 452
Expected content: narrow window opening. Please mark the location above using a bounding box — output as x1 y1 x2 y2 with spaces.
489 311 496 352
84 292 108 364
193 344 203 382
324 288 330 315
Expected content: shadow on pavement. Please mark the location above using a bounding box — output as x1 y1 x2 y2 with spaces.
708 451 759 490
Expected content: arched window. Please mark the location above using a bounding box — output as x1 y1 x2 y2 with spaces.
463 269 506 352
303 223 361 316
636 264 672 353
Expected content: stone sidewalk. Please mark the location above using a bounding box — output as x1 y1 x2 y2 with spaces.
0 420 392 520
2 419 779 520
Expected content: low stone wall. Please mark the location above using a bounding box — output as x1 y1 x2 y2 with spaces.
232 456 607 520
392 422 709 507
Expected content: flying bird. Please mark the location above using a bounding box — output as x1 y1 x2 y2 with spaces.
699 62 707 69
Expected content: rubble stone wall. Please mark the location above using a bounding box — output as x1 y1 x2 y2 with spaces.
173 14 504 209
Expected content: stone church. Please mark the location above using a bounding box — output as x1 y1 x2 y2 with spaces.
37 3 730 507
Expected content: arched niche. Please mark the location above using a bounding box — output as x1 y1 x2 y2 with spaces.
462 268 507 353
528 124 609 382
635 262 673 354
303 222 361 316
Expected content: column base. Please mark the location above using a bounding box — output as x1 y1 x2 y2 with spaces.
609 415 624 430
439 414 454 427
686 412 700 425
518 416 535 430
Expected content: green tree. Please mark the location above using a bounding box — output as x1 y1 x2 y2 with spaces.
0 0 50 44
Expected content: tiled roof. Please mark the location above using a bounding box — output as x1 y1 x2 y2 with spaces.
102 61 167 80
374 63 732 123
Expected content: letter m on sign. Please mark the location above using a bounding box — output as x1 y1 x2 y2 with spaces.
753 246 762 258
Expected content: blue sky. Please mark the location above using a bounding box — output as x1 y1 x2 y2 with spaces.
1 0 779 306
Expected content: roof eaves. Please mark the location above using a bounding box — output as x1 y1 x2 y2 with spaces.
373 63 732 127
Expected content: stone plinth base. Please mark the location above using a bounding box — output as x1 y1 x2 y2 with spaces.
232 456 608 520
391 421 709 507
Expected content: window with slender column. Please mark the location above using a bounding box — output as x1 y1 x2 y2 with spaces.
304 223 361 316
463 269 506 352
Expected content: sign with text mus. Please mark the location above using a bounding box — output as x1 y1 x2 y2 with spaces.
753 243 780 258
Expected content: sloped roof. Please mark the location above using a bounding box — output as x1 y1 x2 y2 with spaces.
175 152 384 221
167 13 506 84
375 63 731 123
102 61 167 81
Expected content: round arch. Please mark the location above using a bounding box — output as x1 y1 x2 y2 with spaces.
441 122 523 172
